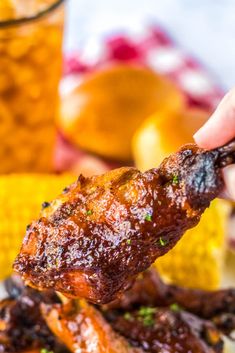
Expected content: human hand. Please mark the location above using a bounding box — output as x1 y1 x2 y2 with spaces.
194 89 235 200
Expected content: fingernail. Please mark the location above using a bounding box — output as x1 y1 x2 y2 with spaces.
193 127 205 144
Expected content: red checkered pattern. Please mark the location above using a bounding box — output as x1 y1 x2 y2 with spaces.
64 25 224 110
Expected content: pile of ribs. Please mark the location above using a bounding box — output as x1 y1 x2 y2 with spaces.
0 270 235 353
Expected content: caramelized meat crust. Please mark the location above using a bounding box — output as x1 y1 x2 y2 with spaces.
0 273 234 353
106 269 235 319
104 269 235 339
41 300 143 353
42 298 226 353
14 141 235 303
107 309 224 353
0 276 67 353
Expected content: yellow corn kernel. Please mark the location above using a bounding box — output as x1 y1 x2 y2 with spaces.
154 199 229 290
0 173 74 279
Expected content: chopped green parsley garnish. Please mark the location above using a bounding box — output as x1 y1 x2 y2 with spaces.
138 306 156 327
170 303 181 312
124 312 133 321
159 237 167 246
40 349 53 353
126 239 131 245
172 174 179 185
145 213 152 222
138 306 156 316
86 209 93 216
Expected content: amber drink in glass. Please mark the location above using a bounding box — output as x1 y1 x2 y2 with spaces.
0 0 65 172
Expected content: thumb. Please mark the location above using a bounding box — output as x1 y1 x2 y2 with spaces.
194 89 235 149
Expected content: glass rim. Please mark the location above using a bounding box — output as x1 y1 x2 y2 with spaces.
0 0 65 28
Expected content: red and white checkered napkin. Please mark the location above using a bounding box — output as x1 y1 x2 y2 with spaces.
64 25 224 110
56 25 224 174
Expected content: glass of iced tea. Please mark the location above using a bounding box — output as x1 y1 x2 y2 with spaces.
0 0 65 172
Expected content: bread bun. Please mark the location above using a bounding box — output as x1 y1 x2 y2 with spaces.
133 107 209 170
58 64 184 161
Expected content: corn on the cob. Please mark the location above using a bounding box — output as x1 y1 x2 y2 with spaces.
0 173 74 279
154 199 228 290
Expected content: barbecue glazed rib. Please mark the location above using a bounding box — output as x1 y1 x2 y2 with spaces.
1 274 234 353
42 299 225 353
0 276 68 353
106 308 224 353
104 269 235 339
105 269 235 319
41 300 143 353
14 140 235 304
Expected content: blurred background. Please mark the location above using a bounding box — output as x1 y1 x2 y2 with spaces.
66 0 235 90
0 1 235 351
0 0 234 295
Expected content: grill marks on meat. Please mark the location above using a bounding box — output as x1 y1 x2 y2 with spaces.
14 141 235 304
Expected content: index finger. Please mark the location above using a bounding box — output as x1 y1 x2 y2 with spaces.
194 88 235 149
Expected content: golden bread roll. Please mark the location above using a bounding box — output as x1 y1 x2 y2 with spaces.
58 64 184 161
133 107 209 171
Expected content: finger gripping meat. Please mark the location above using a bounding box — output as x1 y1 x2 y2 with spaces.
14 140 235 304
